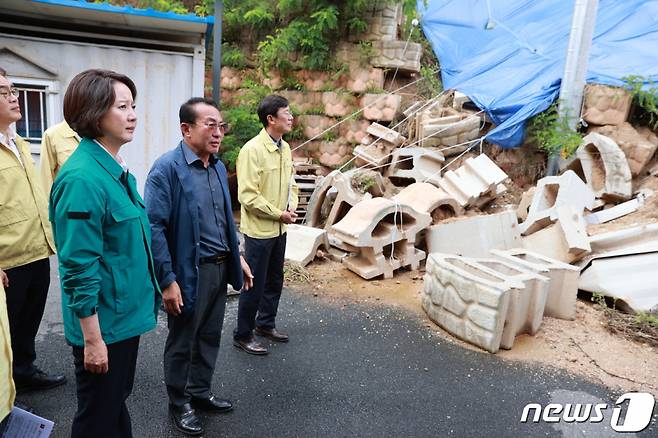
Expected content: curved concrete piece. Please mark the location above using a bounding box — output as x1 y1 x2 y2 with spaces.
285 225 329 267
571 133 632 201
305 170 372 230
385 147 446 187
392 182 464 224
519 170 594 236
421 253 516 353
490 248 579 320
466 258 549 349
331 197 431 250
590 123 658 177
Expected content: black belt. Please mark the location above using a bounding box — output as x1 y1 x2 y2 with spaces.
199 252 230 264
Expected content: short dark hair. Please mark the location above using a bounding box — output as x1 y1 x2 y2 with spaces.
179 97 219 124
0 67 6 77
257 95 289 127
63 69 137 139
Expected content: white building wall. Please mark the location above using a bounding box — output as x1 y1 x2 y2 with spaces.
1 35 205 192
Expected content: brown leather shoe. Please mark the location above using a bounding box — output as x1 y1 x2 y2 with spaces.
255 326 289 343
233 337 268 355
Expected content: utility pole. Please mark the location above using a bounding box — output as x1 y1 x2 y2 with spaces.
212 0 223 105
546 0 599 175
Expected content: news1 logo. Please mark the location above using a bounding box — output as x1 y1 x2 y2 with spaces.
520 392 655 432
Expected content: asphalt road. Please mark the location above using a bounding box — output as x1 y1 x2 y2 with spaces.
17 259 658 437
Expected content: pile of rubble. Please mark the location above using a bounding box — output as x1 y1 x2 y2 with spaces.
284 83 658 354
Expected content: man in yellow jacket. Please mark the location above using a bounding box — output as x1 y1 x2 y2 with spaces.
233 95 298 355
0 269 15 425
0 68 65 393
39 120 80 197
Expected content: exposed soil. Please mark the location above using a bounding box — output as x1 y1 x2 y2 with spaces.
289 259 658 397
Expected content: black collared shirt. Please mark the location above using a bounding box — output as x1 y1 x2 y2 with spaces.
182 142 229 256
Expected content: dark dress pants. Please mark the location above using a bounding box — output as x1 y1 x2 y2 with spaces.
234 233 286 341
164 262 228 407
71 336 140 438
4 258 50 379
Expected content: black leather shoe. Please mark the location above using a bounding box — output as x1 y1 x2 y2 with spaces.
191 394 233 413
233 337 268 355
255 326 289 343
169 403 203 436
15 369 66 393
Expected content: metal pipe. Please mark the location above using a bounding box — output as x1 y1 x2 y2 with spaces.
547 0 599 175
212 0 223 105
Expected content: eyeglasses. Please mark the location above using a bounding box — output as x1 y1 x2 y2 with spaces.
0 88 19 100
195 122 230 133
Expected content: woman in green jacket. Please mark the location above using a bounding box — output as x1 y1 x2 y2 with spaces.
49 69 160 438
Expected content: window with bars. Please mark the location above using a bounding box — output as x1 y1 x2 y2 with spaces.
15 84 48 143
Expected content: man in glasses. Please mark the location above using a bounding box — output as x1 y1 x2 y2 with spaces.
0 67 65 396
233 94 298 355
145 97 253 436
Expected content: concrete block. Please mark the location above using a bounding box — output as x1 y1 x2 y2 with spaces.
590 122 658 176
438 154 508 207
521 206 591 264
422 253 516 353
519 170 595 235
305 170 371 230
279 90 323 114
344 66 385 94
352 136 396 168
297 115 335 140
588 222 658 255
418 108 481 154
466 258 549 349
284 225 329 267
343 240 425 280
366 122 405 147
295 69 333 92
392 182 464 224
339 119 370 145
331 197 431 251
361 93 402 122
385 147 445 187
220 66 244 90
370 40 422 73
490 248 580 320
349 3 402 42
570 133 632 201
426 211 521 258
516 187 536 222
582 84 632 126
322 92 358 118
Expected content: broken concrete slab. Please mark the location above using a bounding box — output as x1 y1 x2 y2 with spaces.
516 187 536 222
284 225 330 267
569 133 632 202
305 170 372 230
438 154 508 207
352 139 395 168
490 248 580 320
519 170 595 235
579 252 658 313
426 210 521 258
366 122 406 147
582 83 632 126
590 122 658 177
392 182 464 224
385 147 445 187
584 197 642 225
418 110 481 154
521 206 591 264
343 240 425 280
466 257 549 350
588 222 658 255
422 253 515 353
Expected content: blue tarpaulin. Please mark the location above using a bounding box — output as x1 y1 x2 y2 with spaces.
418 0 658 148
